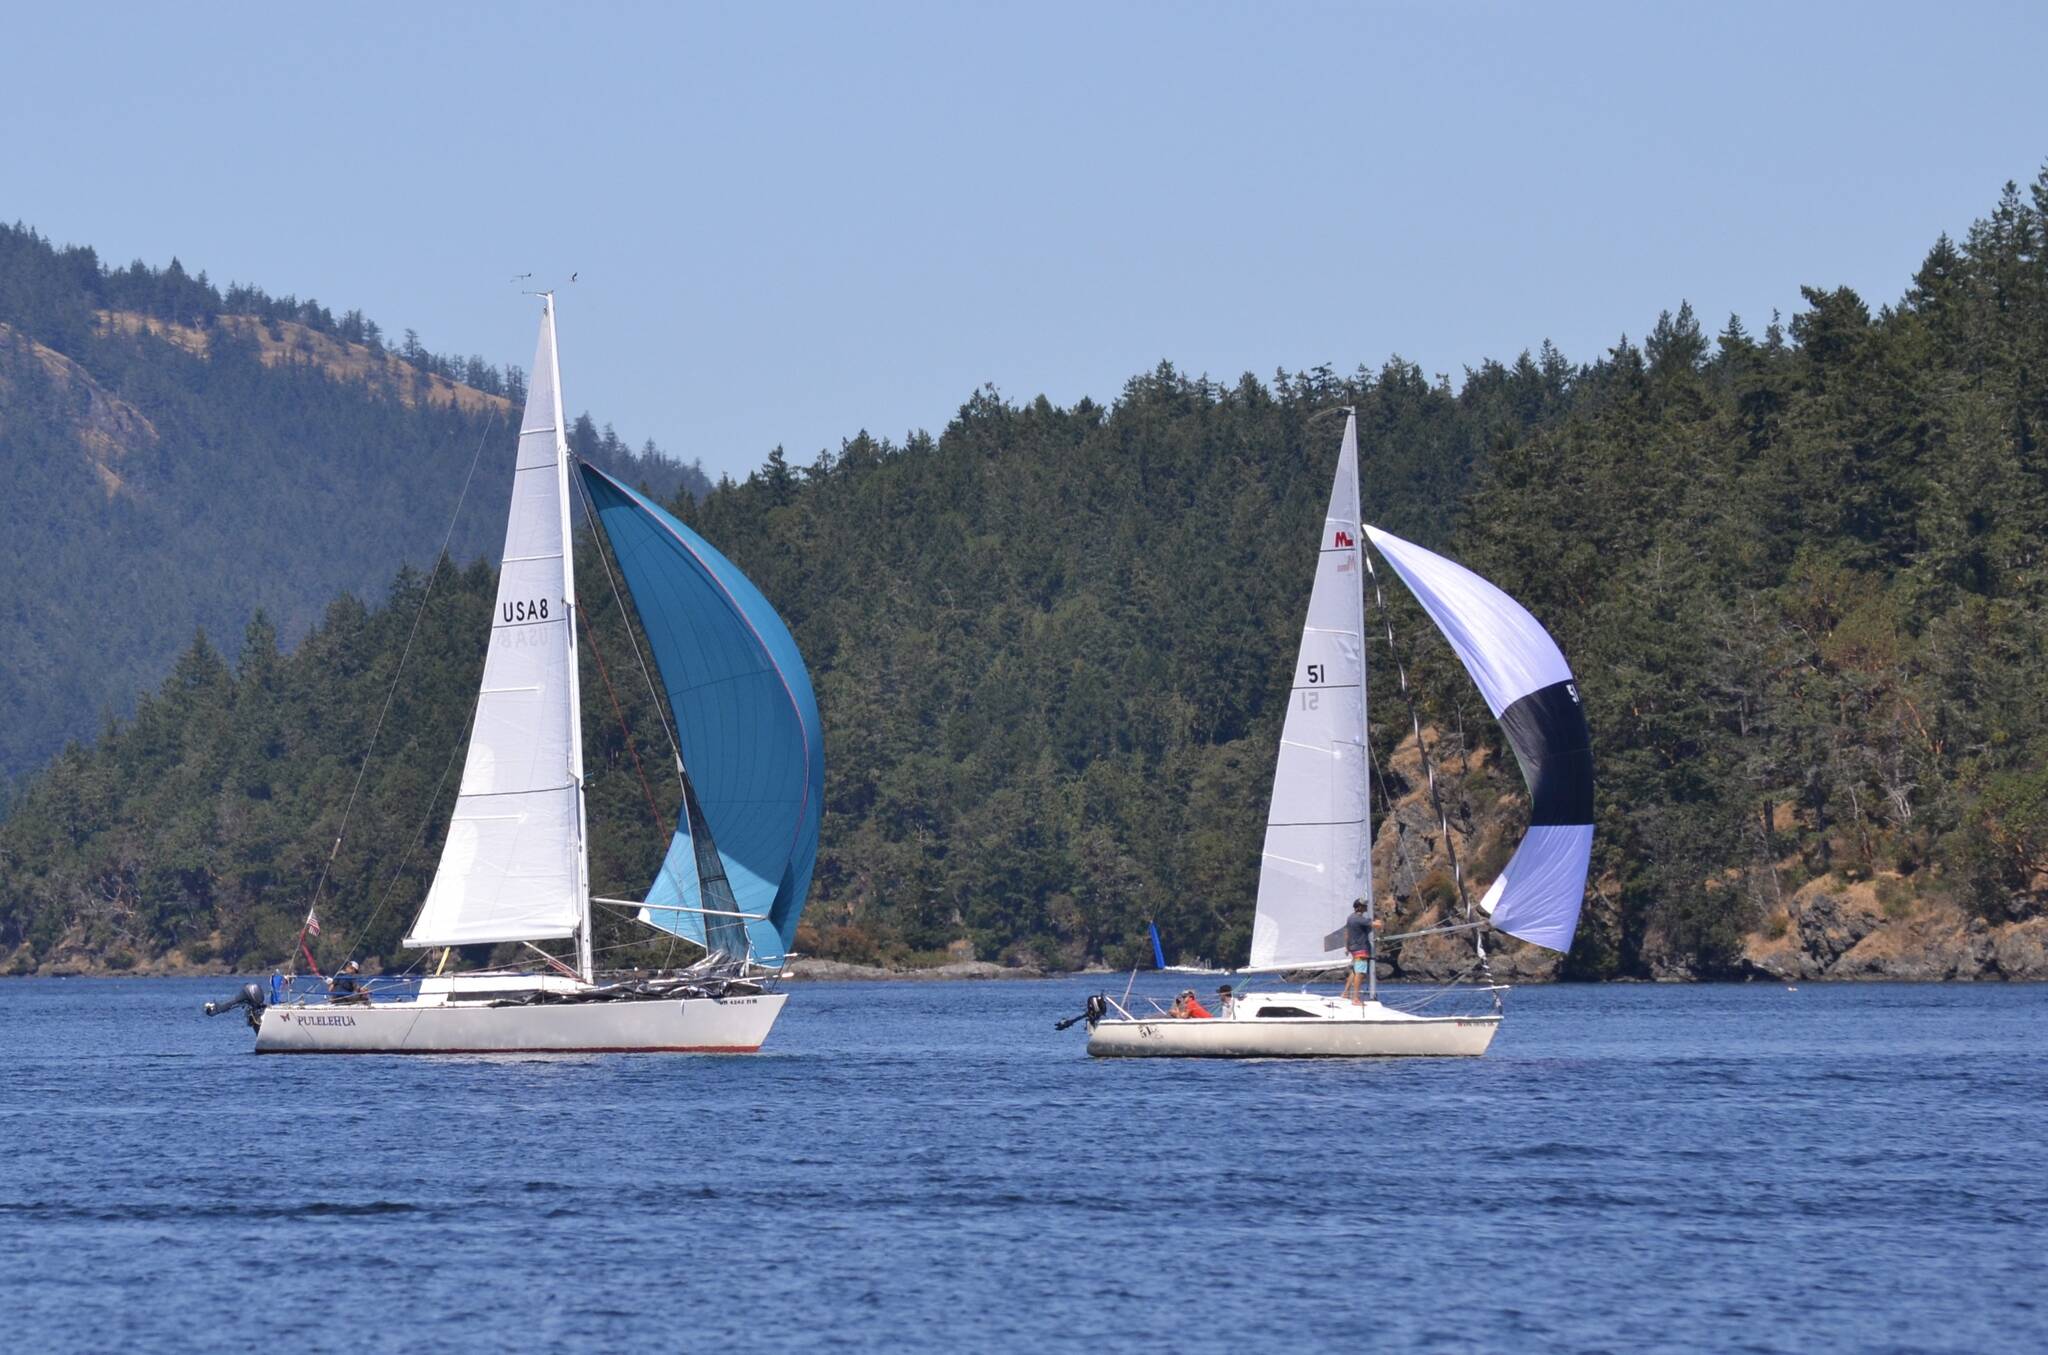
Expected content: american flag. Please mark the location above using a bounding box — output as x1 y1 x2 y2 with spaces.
303 908 321 937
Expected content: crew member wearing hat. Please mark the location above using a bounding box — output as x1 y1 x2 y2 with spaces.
1171 987 1214 1019
328 959 371 1005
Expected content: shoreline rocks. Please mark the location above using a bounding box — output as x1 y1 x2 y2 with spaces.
1739 875 2048 981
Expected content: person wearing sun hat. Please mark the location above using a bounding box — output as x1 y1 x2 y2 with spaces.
327 959 371 1006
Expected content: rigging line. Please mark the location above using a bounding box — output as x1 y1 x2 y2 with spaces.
1364 734 1427 916
1398 960 1488 1011
301 408 500 948
659 898 681 974
571 467 691 979
583 932 712 964
576 600 665 831
1362 543 1487 978
333 688 480 968
574 467 681 771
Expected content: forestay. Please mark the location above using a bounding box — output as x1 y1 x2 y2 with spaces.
406 301 587 949
578 466 823 968
1250 414 1370 970
1362 526 1594 952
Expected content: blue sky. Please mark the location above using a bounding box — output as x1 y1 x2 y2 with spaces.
7 1 2046 483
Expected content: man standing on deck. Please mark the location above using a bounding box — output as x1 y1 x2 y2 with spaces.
1341 900 1380 1005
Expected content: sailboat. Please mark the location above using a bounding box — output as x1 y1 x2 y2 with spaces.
243 295 823 1054
1083 411 1592 1057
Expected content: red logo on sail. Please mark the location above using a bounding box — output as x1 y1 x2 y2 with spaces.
1332 529 1355 549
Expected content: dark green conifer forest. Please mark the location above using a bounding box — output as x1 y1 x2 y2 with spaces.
4 172 2047 977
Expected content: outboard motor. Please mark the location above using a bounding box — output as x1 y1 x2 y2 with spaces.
1054 993 1109 1032
204 983 267 1031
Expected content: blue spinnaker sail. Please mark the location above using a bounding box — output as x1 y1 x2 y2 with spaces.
578 464 824 966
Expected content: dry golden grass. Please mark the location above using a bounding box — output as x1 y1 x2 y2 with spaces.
95 310 515 418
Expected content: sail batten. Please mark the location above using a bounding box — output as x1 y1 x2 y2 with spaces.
405 299 585 953
1249 413 1369 971
1362 525 1594 953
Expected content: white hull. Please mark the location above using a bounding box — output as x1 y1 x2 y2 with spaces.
1087 995 1497 1058
254 991 785 1054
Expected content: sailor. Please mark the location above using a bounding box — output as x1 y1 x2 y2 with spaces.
1216 983 1235 1018
1341 900 1380 1005
1175 987 1214 1020
328 959 371 1005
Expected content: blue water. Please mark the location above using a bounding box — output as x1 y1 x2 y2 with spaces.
1 978 2042 1353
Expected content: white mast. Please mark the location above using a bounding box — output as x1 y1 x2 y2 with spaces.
1349 409 1378 1004
544 295 595 984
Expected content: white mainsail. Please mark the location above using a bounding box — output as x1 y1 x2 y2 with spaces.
1248 412 1369 970
405 298 589 955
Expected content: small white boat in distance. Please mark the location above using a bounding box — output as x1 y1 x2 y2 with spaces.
1087 992 1497 1058
1079 410 1592 1059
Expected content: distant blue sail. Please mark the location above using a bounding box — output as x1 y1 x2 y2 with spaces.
578 464 824 966
1149 922 1166 970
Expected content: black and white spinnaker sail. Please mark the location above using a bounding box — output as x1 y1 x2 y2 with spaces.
1363 527 1594 951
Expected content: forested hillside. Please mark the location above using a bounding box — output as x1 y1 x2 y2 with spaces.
0 224 708 786
4 172 2047 979
1452 176 2048 975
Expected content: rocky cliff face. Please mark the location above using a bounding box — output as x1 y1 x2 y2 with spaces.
1362 733 1565 983
1367 730 2048 982
1738 878 2048 981
0 321 160 498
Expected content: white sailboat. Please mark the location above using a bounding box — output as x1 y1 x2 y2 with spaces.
232 296 822 1054
1083 410 1593 1058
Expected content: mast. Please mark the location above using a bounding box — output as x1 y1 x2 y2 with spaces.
1348 408 1377 1004
543 294 595 983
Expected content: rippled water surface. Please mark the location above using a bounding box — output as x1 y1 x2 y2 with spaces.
2 977 2042 1352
